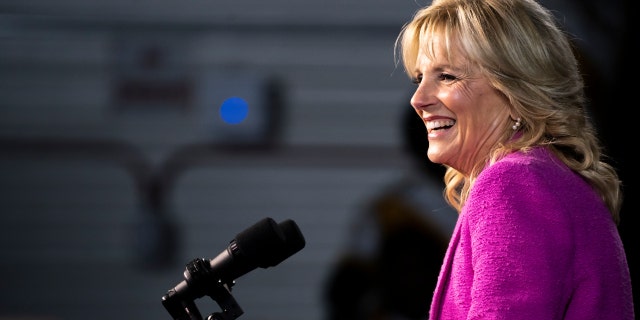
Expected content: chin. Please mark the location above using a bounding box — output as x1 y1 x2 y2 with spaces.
426 152 441 164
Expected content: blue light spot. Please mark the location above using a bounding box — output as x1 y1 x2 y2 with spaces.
220 97 249 124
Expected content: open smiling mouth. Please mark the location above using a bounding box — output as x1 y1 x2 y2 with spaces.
426 119 456 133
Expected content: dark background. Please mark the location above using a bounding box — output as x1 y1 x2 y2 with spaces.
0 0 636 319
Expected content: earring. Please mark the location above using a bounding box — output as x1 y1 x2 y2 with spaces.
512 117 522 131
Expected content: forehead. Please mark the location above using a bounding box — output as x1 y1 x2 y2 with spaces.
415 33 470 71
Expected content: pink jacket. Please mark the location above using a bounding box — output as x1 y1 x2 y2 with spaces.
429 147 634 319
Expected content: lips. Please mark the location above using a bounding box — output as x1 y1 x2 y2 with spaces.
426 119 455 133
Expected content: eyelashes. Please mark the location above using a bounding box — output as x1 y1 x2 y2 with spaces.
411 72 458 85
438 73 457 82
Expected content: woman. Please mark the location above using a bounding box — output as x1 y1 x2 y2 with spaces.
395 0 634 319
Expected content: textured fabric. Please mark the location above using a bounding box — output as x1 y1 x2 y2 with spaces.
429 147 634 320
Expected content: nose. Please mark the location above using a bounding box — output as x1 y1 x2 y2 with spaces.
410 81 437 113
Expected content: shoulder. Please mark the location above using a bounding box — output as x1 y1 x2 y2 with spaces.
461 148 579 244
475 147 568 193
464 147 586 224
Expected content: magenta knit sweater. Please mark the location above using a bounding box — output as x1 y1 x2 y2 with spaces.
429 147 634 319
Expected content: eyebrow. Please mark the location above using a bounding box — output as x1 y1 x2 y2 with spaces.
415 63 464 75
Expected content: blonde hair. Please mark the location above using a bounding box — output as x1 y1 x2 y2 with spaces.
395 0 622 223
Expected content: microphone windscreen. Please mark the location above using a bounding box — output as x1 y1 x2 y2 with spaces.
278 219 306 259
233 217 287 268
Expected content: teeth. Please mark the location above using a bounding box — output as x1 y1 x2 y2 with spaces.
426 119 455 131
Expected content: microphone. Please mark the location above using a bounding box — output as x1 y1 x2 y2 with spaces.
162 217 306 314
274 219 306 263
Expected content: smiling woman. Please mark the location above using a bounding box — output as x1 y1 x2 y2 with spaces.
394 0 634 319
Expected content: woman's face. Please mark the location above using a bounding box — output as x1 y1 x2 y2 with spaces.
409 36 511 175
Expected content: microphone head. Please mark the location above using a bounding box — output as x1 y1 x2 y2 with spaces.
276 219 306 262
233 217 287 268
232 217 306 269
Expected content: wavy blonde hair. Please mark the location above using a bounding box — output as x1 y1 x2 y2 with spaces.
395 0 622 223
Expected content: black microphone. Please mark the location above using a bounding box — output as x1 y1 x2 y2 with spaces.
275 219 306 263
162 217 306 309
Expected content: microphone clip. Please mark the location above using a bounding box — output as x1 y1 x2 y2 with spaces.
162 258 244 320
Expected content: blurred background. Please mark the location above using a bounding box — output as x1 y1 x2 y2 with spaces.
0 0 636 319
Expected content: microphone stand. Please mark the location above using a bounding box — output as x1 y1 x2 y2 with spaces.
162 258 244 320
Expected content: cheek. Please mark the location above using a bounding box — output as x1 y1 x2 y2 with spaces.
439 89 470 114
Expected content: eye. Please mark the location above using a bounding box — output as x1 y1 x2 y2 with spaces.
411 74 423 85
438 73 457 82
